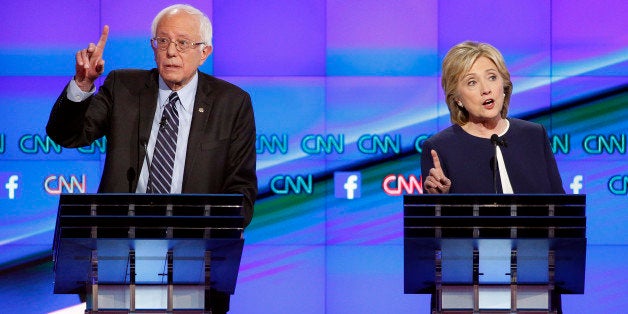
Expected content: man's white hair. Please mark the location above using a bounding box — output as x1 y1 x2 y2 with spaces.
151 4 213 47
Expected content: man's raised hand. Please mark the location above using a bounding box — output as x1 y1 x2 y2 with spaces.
75 25 109 91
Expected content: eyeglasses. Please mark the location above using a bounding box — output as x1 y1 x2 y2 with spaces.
151 37 206 52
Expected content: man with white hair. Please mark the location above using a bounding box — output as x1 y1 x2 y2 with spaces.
47 4 257 313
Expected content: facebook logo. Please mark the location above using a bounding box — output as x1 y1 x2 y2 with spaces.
334 172 361 199
1 173 20 200
570 175 584 194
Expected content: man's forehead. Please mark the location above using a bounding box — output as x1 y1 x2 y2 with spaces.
156 16 200 37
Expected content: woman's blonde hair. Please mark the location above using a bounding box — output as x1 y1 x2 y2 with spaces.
441 41 512 125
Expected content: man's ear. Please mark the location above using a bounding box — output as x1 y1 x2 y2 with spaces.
199 45 213 65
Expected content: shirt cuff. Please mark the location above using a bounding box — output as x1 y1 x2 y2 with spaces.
67 79 95 102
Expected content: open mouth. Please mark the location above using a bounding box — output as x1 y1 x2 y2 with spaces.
483 99 495 106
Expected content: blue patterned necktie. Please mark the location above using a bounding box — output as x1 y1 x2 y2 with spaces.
148 92 180 193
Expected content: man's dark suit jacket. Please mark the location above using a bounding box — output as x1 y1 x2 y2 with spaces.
47 69 257 226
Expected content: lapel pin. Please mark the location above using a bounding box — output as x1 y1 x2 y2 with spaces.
198 108 204 113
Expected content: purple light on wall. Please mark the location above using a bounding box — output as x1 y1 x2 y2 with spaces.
101 0 213 37
438 0 551 76
326 0 438 76
0 0 99 48
212 0 326 76
327 0 437 49
552 0 628 76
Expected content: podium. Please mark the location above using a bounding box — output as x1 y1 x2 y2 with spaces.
404 194 586 313
52 193 245 314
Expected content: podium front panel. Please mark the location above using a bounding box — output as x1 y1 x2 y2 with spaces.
403 194 587 295
52 193 245 295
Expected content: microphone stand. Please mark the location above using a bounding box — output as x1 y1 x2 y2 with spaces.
490 134 500 194
143 142 153 193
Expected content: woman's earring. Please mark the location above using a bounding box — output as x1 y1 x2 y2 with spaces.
456 101 463 108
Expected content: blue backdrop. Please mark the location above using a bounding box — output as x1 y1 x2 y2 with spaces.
0 0 627 313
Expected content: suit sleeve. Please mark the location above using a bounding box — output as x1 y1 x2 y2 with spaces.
223 92 258 227
46 73 115 148
46 84 94 147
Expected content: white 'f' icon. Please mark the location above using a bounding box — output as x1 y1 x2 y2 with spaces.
344 175 359 200
5 175 19 199
569 175 583 194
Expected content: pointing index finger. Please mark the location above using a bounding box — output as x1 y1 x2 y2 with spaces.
96 25 109 50
431 149 442 171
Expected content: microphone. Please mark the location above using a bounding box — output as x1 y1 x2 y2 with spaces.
159 116 168 128
491 134 507 147
135 101 142 194
490 134 500 146
126 167 136 193
490 134 500 194
142 141 153 193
